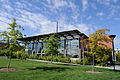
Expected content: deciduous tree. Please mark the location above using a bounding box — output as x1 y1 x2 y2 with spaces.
0 19 24 68
87 29 112 71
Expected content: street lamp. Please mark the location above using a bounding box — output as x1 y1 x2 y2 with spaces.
109 35 116 70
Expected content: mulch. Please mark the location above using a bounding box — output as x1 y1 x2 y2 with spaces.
86 71 103 74
0 67 17 71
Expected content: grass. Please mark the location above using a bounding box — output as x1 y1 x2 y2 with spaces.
0 58 120 80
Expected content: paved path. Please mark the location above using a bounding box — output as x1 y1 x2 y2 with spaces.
95 66 120 70
27 59 120 71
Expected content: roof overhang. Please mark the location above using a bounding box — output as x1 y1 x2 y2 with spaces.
18 29 88 42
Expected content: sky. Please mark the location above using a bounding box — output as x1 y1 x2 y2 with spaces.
0 0 120 48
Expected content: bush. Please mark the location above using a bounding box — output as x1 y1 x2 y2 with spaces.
28 55 71 63
116 53 120 62
28 54 38 59
15 51 28 59
61 57 71 63
0 49 11 56
71 57 90 65
71 59 82 64
28 55 90 65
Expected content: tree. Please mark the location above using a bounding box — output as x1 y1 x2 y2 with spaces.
88 29 112 71
0 19 24 69
43 34 60 63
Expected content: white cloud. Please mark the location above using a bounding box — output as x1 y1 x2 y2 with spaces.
91 3 97 10
96 12 104 16
109 5 120 17
87 16 92 20
0 17 10 31
0 0 93 37
45 0 68 10
81 0 89 12
115 38 120 44
69 1 80 20
0 0 8 2
16 9 57 34
114 17 120 20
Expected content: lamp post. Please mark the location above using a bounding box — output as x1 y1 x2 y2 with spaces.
109 35 116 70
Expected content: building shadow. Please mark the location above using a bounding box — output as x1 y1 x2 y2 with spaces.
28 66 70 72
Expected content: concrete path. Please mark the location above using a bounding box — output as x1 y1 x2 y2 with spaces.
27 59 81 66
27 59 120 71
95 65 120 70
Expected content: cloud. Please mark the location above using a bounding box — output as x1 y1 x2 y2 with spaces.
16 9 57 34
96 12 104 16
0 0 93 37
91 3 97 10
81 0 89 12
0 17 10 31
0 0 8 2
114 17 120 20
115 38 120 44
109 5 120 17
87 16 92 20
45 0 68 10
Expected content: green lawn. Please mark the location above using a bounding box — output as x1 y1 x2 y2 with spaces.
0 59 120 80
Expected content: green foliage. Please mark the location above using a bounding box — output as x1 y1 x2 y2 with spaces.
95 47 111 66
28 54 38 59
44 34 60 56
116 53 120 62
28 55 71 63
0 19 25 68
0 49 11 56
14 50 28 59
0 19 25 56
71 59 82 64
0 19 24 46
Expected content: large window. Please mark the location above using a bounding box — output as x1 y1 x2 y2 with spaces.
67 39 79 57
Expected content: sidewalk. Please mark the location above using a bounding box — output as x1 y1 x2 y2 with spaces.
27 59 120 71
27 59 81 66
95 66 120 70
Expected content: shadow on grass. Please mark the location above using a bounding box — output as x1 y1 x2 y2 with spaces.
28 66 70 72
108 69 120 72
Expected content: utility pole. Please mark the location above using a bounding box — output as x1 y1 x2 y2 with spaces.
56 21 58 33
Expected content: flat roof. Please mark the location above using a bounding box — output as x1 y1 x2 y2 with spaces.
18 29 88 41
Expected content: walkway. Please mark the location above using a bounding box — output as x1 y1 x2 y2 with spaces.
27 59 120 71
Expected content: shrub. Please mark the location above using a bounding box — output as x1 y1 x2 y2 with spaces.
28 54 38 59
71 59 82 64
15 50 28 59
83 56 90 65
60 57 71 63
116 53 120 62
0 49 10 56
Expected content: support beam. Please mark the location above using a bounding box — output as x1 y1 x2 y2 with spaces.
64 39 67 57
78 38 81 61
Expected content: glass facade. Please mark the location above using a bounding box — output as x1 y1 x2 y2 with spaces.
26 39 80 57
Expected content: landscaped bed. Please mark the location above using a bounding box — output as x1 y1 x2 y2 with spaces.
0 58 120 80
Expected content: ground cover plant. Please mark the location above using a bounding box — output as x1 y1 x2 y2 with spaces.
0 58 120 80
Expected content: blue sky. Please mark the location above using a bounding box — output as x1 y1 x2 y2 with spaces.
0 0 120 48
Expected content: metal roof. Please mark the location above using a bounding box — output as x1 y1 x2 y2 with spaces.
18 29 88 42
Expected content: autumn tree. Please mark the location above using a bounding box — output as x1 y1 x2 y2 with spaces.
87 29 112 71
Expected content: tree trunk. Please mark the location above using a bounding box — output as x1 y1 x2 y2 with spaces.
51 54 53 64
7 55 11 69
92 54 95 72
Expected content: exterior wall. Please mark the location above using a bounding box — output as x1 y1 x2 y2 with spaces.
98 35 112 49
